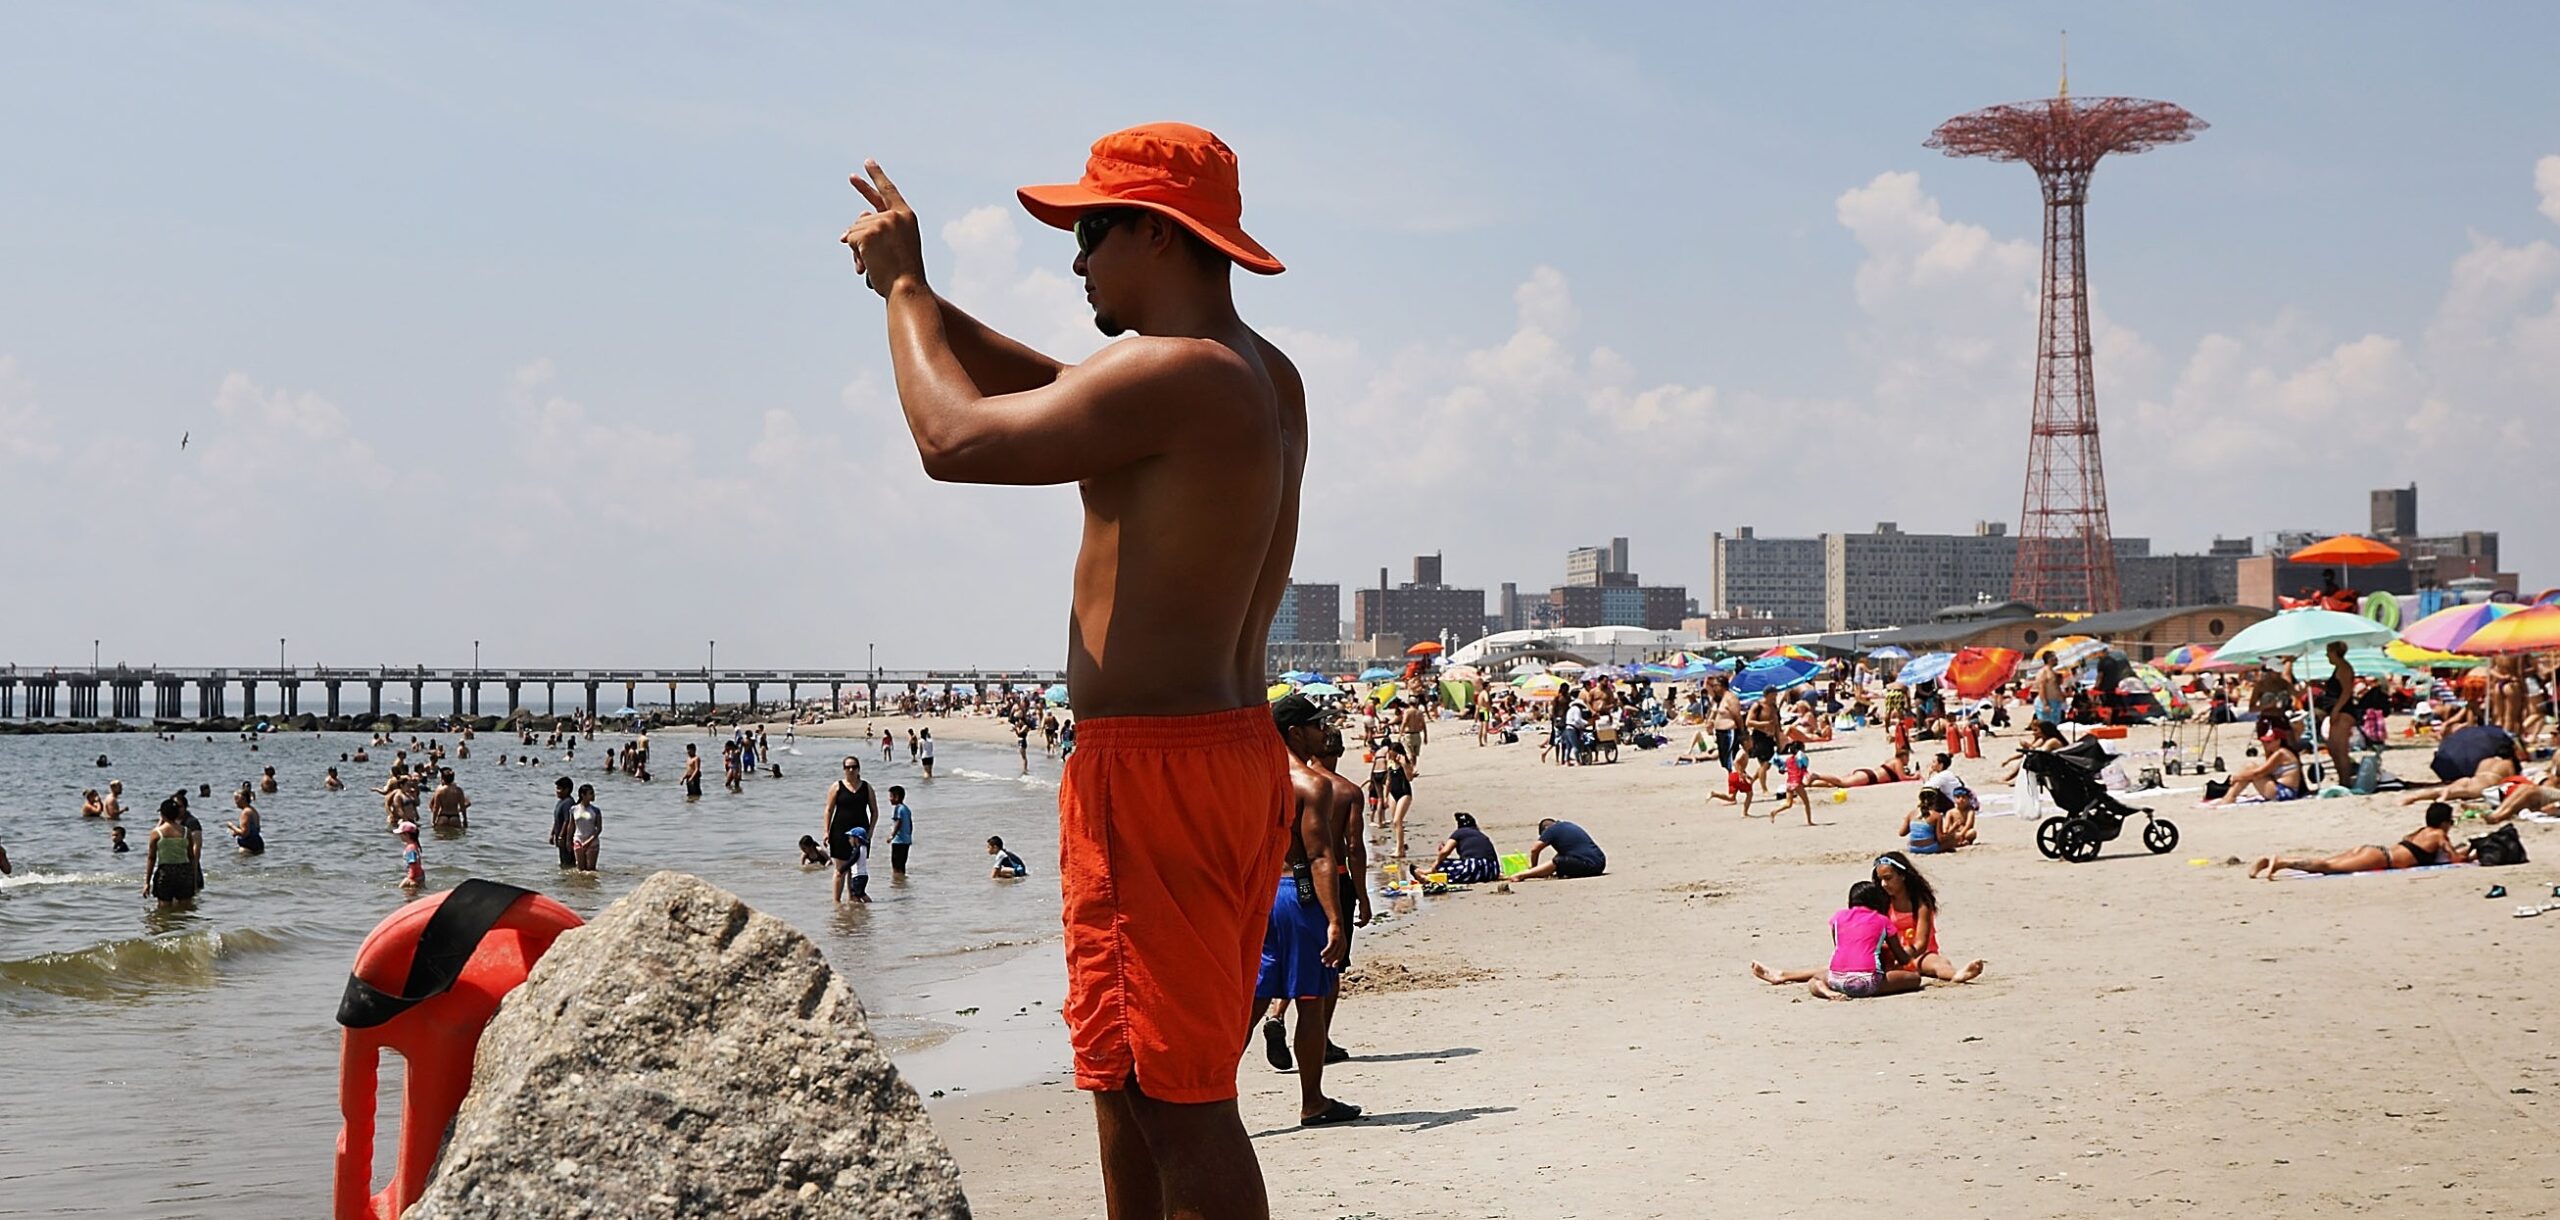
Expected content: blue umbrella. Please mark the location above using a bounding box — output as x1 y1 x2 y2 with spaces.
1358 666 1398 682
1731 656 1819 698
1300 682 1344 698
1867 646 1912 660
1895 652 1954 686
1280 669 1319 684
1043 683 1070 705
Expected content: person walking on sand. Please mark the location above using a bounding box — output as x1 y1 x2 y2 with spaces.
1245 694 1359 1125
1261 720 1367 1076
843 121 1303 1217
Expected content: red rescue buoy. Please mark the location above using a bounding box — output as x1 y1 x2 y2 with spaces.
333 879 581 1220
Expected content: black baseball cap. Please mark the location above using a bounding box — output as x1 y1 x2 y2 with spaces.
1271 693 1325 730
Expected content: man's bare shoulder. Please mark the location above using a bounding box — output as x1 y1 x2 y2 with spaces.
1075 335 1263 397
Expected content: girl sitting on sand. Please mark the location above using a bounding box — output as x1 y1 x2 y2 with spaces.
1871 851 1985 983
1750 881 1921 1000
1901 788 1976 853
2246 801 2474 879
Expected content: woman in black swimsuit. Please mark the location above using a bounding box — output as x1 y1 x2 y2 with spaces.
822 757 877 904
2247 801 2472 879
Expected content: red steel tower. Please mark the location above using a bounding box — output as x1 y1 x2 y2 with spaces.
1928 78 2204 613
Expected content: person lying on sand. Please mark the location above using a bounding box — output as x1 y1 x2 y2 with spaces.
1805 746 1915 789
2247 802 2472 879
1749 880 1920 1000
2485 759 2560 824
2398 747 2521 807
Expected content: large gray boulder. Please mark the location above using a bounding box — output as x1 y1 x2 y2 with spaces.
405 871 969 1219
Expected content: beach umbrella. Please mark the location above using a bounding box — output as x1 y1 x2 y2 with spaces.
2398 602 2519 653
2535 589 2560 607
1299 682 1344 698
1371 683 1401 706
1406 640 1444 656
1759 644 1817 661
2214 608 2397 665
1442 665 1482 682
1279 669 1318 684
1895 652 1954 686
1731 656 1819 698
1266 682 1294 702
2384 639 2483 670
1638 662 1686 680
611 706 640 717
2338 647 2416 679
2288 534 2402 566
1548 660 1589 675
1945 647 2022 698
1043 683 1070 705
1866 646 1912 661
2161 644 2215 672
1515 674 1567 700
1358 666 1398 682
2036 636 2107 667
2454 604 2560 655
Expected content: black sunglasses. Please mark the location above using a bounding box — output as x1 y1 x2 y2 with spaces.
1074 210 1134 256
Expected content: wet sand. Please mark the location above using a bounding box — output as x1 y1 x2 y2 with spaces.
921 712 2560 1218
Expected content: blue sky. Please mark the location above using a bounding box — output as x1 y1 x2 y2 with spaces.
5 3 2556 669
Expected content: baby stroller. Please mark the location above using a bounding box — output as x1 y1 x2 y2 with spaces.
2025 737 2180 863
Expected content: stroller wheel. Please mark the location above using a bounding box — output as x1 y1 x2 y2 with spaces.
2036 816 2070 860
2143 818 2180 854
2060 824 2103 863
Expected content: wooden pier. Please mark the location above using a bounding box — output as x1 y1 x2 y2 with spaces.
0 665 1065 722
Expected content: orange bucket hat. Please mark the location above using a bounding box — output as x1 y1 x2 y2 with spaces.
1018 122 1283 275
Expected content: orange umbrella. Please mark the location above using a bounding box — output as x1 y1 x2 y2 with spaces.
1406 640 1444 656
2287 535 2400 566
1945 647 2022 698
2454 604 2560 655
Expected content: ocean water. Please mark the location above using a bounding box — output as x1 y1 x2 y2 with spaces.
0 726 1067 1217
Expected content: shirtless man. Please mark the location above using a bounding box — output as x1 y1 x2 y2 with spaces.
1259 723 1369 1075
1245 695 1358 1126
843 122 1302 1218
683 743 704 800
428 768 469 830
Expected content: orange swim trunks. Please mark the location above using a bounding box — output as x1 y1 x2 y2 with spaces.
1059 704 1290 1104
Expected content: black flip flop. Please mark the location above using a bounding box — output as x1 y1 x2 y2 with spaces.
1323 1043 1350 1065
1262 1018 1293 1072
1300 1099 1362 1127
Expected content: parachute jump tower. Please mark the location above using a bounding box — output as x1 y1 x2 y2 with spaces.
1927 52 2205 613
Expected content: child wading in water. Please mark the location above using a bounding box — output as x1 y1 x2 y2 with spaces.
396 820 424 891
1749 880 1923 1000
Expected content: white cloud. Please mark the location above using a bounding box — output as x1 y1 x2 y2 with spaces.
0 356 63 463
2538 154 2560 227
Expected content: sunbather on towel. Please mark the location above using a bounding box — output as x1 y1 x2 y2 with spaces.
2484 759 2560 824
2247 802 2472 879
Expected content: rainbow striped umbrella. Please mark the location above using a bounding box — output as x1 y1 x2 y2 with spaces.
1759 644 1818 661
2399 602 2518 653
2162 644 2216 672
2455 604 2560 656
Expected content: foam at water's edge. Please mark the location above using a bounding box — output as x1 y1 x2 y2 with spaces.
0 870 129 890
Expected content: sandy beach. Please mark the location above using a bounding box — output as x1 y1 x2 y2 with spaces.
900 712 2560 1218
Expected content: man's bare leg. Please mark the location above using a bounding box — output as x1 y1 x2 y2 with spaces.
1292 996 1332 1119
1094 1088 1269 1220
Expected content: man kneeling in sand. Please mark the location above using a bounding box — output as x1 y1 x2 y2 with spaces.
1511 818 1606 881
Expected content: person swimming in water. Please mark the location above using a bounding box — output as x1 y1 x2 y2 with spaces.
227 790 265 855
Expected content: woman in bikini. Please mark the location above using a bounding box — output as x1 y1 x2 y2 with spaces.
2208 723 2306 805
2247 802 2473 879
1872 851 1985 982
1806 746 1916 789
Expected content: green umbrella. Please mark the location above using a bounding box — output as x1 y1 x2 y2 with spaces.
2214 609 2395 665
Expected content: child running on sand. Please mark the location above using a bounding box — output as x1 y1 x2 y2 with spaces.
1770 745 1813 825
1706 755 1755 818
1750 880 1923 1000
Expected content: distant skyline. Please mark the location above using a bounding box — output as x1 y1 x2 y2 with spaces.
4 4 2556 669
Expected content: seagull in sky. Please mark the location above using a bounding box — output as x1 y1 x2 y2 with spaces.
179 432 188 451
